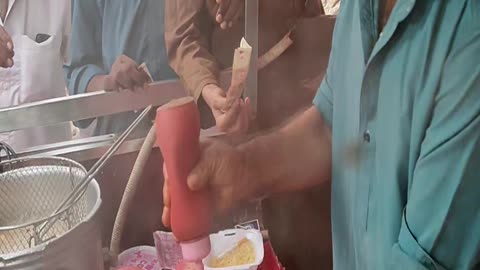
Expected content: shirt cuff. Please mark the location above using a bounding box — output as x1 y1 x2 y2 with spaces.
68 65 106 128
193 77 219 104
391 210 448 270
70 64 106 95
175 59 219 103
313 78 333 127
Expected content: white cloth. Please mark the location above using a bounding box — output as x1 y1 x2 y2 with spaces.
0 0 72 151
321 0 340 15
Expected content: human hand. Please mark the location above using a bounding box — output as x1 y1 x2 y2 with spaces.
215 0 244 30
0 26 14 68
162 140 255 228
202 84 251 134
104 55 151 91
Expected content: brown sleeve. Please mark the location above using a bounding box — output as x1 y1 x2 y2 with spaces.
165 0 220 102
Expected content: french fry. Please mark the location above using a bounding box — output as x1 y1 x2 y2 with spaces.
225 38 252 109
138 62 153 83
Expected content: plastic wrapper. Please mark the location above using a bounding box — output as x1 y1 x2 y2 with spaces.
117 246 160 270
155 232 283 270
117 233 283 270
117 197 275 269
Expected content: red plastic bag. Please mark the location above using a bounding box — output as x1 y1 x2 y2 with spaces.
258 242 284 270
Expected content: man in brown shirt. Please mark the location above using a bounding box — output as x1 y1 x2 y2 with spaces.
165 1 336 268
165 0 328 130
165 0 251 133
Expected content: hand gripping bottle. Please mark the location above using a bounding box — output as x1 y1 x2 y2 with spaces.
155 97 212 261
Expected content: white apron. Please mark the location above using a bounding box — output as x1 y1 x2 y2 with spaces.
0 34 71 151
0 0 72 152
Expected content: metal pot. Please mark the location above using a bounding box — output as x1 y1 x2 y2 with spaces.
0 157 104 270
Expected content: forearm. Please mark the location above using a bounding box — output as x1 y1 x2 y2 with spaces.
86 74 108 93
66 0 104 95
165 0 220 101
240 106 332 197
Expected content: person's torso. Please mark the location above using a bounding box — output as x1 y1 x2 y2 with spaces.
1 0 68 41
98 0 176 81
0 0 70 105
327 0 475 269
90 0 176 136
206 0 333 129
208 0 317 68
0 0 71 150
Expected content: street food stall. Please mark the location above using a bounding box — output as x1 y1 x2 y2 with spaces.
0 1 336 269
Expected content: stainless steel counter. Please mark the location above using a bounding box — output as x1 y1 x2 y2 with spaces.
0 80 184 133
0 79 227 252
0 72 235 161
0 1 259 255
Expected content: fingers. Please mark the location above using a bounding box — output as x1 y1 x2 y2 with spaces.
103 75 120 91
224 98 250 134
202 84 228 111
203 85 248 133
222 0 242 25
187 163 210 192
162 163 171 228
110 55 149 90
215 3 223 24
163 162 169 180
0 45 14 68
163 163 170 208
217 188 235 213
121 70 148 91
232 98 251 133
217 0 231 23
0 26 12 47
186 140 216 191
129 68 150 88
115 73 135 89
162 206 170 228
244 97 254 122
216 0 243 29
217 99 241 131
226 101 245 133
211 93 228 112
0 27 14 68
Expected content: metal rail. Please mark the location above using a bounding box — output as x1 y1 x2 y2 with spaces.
8 126 225 162
0 80 185 133
0 0 258 160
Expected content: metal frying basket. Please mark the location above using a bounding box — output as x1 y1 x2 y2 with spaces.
0 156 89 255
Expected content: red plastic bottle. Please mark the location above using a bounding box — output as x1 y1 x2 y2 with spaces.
155 97 212 261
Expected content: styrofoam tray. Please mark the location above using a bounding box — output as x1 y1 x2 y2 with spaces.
203 229 264 270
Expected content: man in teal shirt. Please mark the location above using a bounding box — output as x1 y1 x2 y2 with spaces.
161 0 480 269
65 0 177 136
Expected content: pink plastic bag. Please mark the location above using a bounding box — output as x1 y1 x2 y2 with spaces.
117 246 161 270
153 231 183 269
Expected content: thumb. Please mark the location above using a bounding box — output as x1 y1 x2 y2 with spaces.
211 91 228 111
244 97 255 121
103 75 118 91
